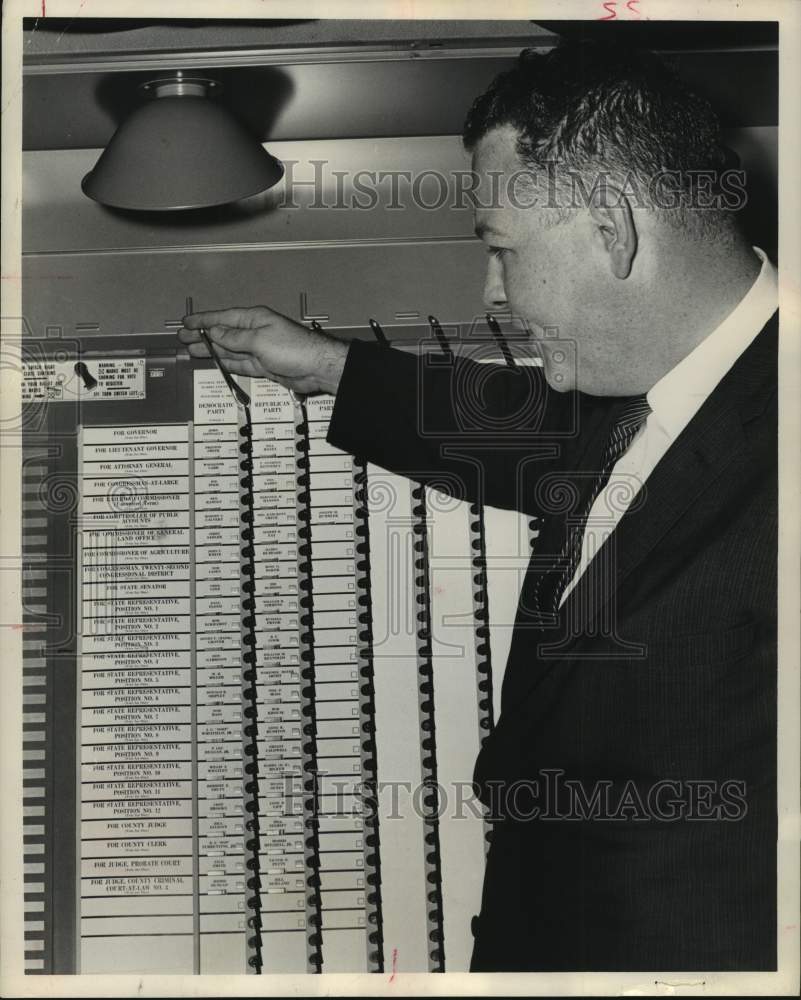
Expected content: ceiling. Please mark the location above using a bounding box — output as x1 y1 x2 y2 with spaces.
21 19 778 151
21 18 555 56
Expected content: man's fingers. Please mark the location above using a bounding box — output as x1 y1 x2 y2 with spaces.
181 325 260 355
207 325 262 355
184 338 303 386
181 307 273 330
214 357 263 377
184 342 263 377
185 337 257 363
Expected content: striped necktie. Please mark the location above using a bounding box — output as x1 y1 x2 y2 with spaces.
538 393 652 617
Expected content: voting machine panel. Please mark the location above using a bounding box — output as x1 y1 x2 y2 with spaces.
19 319 529 975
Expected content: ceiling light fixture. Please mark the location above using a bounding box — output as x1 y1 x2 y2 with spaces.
81 73 284 211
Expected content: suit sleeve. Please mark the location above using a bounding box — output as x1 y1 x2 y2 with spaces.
327 339 581 512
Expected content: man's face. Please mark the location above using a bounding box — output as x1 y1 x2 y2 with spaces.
471 125 640 395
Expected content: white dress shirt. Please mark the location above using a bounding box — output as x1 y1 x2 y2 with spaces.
559 246 778 607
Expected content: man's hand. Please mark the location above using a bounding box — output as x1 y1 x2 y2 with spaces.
178 305 349 395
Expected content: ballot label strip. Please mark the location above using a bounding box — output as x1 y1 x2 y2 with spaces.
469 500 496 853
353 455 385 972
410 484 446 972
238 405 264 973
77 420 259 975
295 400 324 972
305 396 382 973
424 488 491 968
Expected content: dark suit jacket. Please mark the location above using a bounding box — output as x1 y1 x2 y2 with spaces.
327 312 778 971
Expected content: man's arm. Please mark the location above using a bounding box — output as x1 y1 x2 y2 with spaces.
179 305 580 512
328 338 575 511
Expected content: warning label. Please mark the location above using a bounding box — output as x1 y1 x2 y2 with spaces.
22 359 146 403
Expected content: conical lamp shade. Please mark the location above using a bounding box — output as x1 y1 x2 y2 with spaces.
82 78 284 211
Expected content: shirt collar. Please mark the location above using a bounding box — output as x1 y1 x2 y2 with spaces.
646 246 778 440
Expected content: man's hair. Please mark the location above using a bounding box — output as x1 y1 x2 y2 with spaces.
462 40 740 235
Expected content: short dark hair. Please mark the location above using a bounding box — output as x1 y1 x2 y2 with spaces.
463 40 739 233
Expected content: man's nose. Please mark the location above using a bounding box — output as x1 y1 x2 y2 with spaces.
483 256 508 311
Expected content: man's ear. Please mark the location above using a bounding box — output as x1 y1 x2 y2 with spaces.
589 186 637 279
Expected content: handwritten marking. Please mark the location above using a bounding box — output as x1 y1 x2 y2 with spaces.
598 0 643 18
389 947 398 982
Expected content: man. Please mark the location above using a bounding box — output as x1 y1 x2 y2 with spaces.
180 41 777 971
